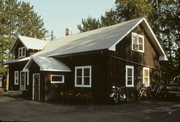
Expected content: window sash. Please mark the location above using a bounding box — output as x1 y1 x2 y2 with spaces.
143 67 150 87
18 47 26 58
14 71 19 85
126 66 134 87
132 33 144 52
75 66 91 87
51 75 64 83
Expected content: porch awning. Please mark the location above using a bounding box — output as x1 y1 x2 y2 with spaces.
23 56 71 72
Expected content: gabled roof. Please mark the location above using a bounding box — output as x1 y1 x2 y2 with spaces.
23 56 71 72
11 35 48 53
36 17 167 61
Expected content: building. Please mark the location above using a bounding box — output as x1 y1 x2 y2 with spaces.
5 17 167 103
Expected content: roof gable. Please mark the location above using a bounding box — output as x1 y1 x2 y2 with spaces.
11 35 48 53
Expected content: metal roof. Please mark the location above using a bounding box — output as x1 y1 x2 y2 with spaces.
36 17 167 61
4 57 30 65
11 35 48 53
23 56 71 72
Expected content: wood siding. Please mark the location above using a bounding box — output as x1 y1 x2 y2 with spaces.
8 61 28 90
107 25 161 100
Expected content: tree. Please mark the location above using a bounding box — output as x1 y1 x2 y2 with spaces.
0 0 48 73
77 17 101 32
49 30 56 40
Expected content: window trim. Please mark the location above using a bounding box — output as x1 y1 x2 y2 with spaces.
14 71 19 85
131 32 144 53
75 66 92 88
51 75 64 83
143 67 150 87
125 65 134 87
18 47 26 58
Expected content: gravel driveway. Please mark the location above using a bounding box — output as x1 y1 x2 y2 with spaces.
0 95 180 122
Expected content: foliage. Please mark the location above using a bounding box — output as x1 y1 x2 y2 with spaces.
49 30 56 40
0 0 48 73
77 17 101 32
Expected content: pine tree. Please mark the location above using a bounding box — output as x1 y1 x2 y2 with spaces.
77 17 101 32
0 0 48 73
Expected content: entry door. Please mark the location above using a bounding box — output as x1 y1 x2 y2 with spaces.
20 72 26 90
33 73 40 101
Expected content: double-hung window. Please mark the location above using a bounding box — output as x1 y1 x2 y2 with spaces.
143 67 150 87
18 47 26 58
14 71 19 85
75 66 92 87
51 75 64 83
132 33 144 52
126 66 134 87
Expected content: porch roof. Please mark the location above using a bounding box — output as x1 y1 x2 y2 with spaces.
23 56 71 72
4 57 30 65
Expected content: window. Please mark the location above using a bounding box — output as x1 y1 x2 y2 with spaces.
51 75 64 83
75 66 92 87
26 71 29 85
14 71 19 85
126 66 134 87
143 67 150 87
18 47 26 58
132 33 144 52
0 77 2 87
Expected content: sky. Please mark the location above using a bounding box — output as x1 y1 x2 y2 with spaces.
22 0 116 39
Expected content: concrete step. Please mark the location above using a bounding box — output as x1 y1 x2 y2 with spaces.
3 90 22 96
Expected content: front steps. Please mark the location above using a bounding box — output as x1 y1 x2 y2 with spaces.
3 90 22 97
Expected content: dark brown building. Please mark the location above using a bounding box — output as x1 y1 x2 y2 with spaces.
5 17 167 103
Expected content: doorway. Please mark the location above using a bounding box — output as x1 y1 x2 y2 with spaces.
32 73 40 101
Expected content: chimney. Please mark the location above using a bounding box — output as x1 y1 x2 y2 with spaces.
65 28 72 36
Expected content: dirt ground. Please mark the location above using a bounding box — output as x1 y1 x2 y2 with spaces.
0 95 180 122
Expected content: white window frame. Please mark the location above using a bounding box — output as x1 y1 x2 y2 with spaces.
18 47 26 58
125 66 134 87
51 75 64 83
143 67 150 87
14 71 19 85
26 71 29 85
75 66 92 88
132 32 144 53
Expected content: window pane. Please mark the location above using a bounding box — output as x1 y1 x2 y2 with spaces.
77 69 82 76
77 77 82 85
139 44 143 51
127 77 132 85
139 37 143 44
144 78 148 84
128 69 132 76
133 35 138 43
84 68 90 76
52 76 62 81
144 70 148 76
23 48 26 56
84 77 90 85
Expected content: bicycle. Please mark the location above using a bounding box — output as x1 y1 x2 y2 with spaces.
109 85 127 104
